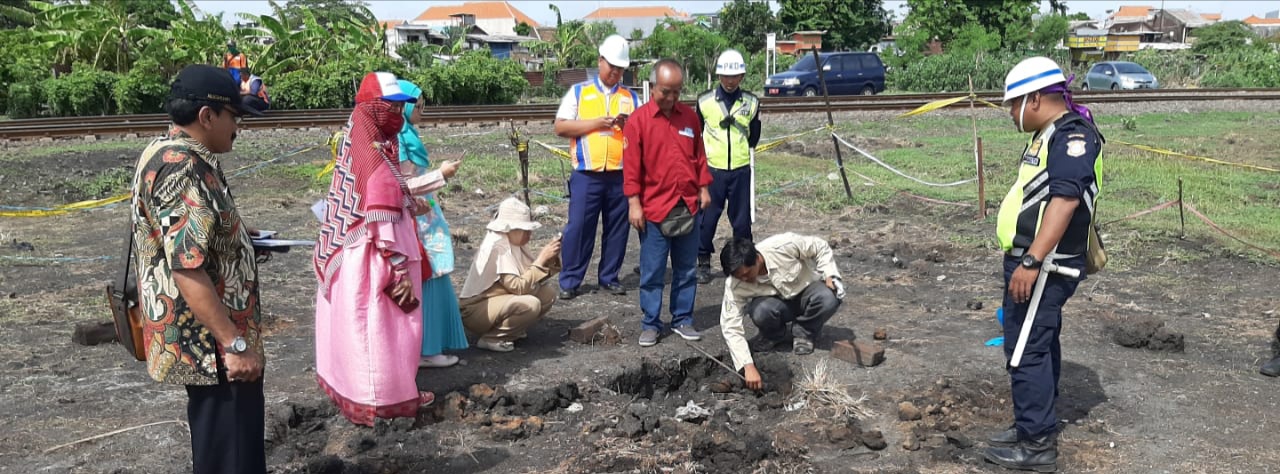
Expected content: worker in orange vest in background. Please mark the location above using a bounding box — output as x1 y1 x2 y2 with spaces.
224 40 248 82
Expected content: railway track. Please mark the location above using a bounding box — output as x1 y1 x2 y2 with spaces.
3 88 1277 140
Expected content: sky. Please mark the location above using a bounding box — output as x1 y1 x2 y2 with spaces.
191 1 1279 25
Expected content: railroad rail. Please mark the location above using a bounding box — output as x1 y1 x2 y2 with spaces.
3 88 1278 140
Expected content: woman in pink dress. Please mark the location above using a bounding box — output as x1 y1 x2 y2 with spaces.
312 72 434 426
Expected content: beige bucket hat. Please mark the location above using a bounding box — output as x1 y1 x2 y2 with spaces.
486 197 541 233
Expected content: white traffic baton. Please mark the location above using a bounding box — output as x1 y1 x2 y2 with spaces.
1009 255 1081 368
749 147 757 223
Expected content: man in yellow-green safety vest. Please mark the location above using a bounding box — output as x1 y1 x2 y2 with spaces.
695 49 761 284
983 56 1104 474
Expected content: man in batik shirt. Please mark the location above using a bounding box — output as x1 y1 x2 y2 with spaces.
130 64 266 474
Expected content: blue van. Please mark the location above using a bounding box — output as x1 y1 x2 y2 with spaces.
765 52 886 97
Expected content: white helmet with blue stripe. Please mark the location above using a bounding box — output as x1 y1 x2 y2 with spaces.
1003 57 1066 103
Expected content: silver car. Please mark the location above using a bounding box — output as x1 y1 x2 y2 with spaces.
1082 61 1158 90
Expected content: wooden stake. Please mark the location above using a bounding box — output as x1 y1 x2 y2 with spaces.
1178 178 1186 239
509 121 531 207
811 48 854 201
969 75 986 218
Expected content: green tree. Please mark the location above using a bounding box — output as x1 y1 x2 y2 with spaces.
1191 21 1264 55
522 4 592 69
718 0 780 54
282 0 373 29
639 19 728 90
1030 14 1069 51
1067 12 1091 21
0 0 40 28
397 42 436 69
118 0 176 29
778 0 889 51
901 0 1037 48
514 21 532 36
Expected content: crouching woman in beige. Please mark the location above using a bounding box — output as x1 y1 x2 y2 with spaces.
458 198 562 352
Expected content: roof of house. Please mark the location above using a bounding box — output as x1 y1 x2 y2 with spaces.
1155 9 1211 27
583 6 689 20
1110 5 1153 20
1245 15 1280 25
533 26 557 42
466 33 537 44
413 2 539 27
374 19 404 32
1201 13 1222 21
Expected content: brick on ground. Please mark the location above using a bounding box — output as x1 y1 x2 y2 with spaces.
569 316 610 344
831 340 884 367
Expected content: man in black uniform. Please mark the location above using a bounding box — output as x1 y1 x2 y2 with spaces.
984 56 1104 473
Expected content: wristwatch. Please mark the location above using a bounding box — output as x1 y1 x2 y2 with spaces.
1020 254 1042 269
225 336 248 355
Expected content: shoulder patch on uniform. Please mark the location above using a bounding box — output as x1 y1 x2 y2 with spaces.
1066 139 1088 157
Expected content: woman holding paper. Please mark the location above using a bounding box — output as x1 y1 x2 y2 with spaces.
396 79 469 368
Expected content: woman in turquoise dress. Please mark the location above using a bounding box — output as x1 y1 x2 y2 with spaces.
397 79 469 368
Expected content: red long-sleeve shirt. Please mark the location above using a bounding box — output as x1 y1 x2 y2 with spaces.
622 101 712 223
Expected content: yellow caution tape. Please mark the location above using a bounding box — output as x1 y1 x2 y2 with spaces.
1113 140 1279 173
898 95 972 118
0 193 131 218
531 139 573 161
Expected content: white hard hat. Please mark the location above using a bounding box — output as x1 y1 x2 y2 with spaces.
715 49 746 76
1003 56 1066 103
598 34 630 68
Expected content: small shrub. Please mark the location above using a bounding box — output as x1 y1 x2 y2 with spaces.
409 51 527 105
114 59 169 114
39 65 119 116
6 82 42 118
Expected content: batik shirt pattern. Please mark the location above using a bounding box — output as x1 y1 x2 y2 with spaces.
130 128 262 385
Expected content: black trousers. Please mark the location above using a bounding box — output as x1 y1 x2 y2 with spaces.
698 167 753 258
185 368 266 474
243 95 269 111
746 281 841 341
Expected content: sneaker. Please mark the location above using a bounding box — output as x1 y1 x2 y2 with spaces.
601 282 626 295
638 329 660 347
419 354 459 368
748 335 788 352
792 336 814 355
476 339 515 352
559 287 581 300
672 325 702 341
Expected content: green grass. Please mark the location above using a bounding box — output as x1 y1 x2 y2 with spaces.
744 110 1280 258
0 140 140 160
67 166 133 198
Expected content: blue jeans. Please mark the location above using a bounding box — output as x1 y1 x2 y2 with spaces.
639 220 699 332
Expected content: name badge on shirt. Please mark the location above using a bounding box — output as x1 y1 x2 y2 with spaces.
678 127 695 138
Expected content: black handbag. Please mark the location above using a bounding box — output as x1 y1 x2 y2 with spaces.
657 200 695 237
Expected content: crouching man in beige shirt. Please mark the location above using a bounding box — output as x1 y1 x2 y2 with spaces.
719 234 845 389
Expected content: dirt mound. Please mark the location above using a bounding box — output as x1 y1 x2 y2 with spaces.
1106 315 1185 352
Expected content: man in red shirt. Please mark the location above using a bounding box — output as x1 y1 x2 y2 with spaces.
623 59 712 347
